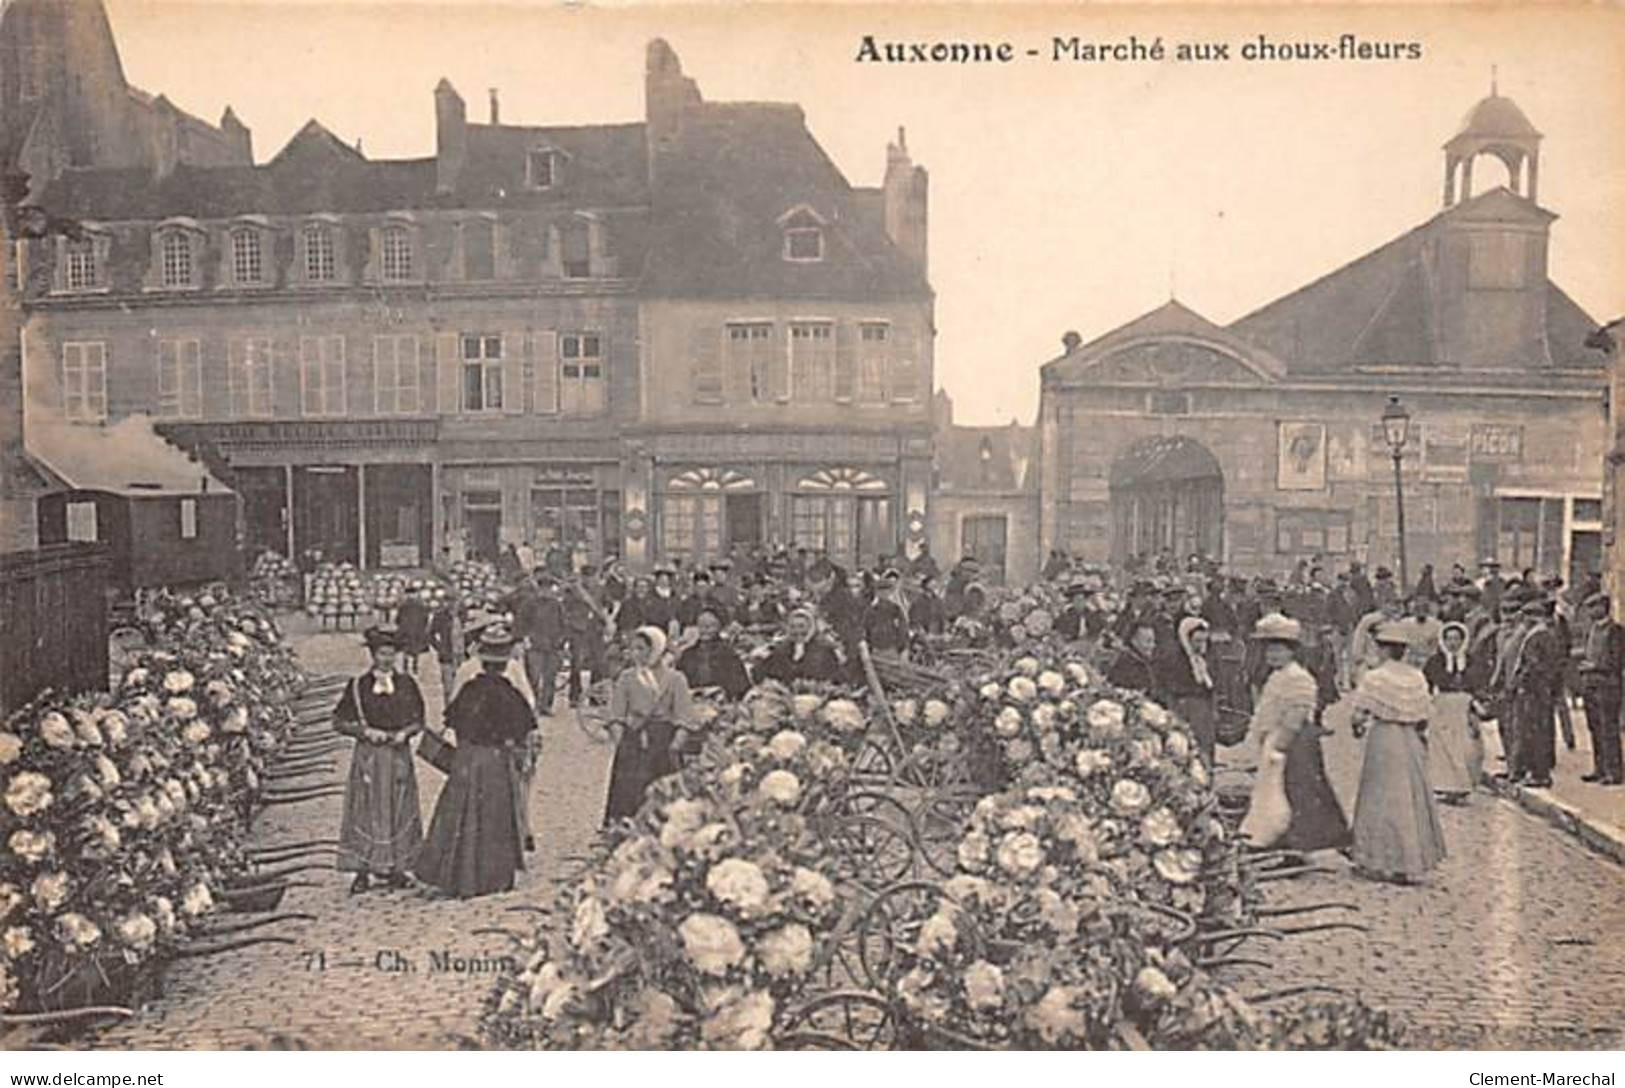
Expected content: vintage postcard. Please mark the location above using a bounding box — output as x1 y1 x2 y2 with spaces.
0 0 1622 1063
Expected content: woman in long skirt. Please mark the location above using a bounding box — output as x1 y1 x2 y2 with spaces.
1240 613 1351 854
1422 621 1482 802
1161 617 1218 768
1349 623 1448 883
415 625 535 898
332 625 425 893
602 626 695 825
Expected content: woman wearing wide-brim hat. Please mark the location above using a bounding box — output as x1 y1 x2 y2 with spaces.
414 624 534 897
1346 620 1447 883
1239 613 1351 855
331 625 425 894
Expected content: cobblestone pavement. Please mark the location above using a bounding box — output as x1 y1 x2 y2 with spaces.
89 628 1625 1049
1217 697 1625 1049
93 620 617 1050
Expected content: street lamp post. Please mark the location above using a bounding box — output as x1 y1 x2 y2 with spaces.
1381 395 1412 594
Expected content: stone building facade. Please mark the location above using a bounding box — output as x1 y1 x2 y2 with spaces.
929 391 1039 585
1038 91 1608 585
16 15 932 571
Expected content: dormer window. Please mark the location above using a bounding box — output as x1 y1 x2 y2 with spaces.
62 235 104 291
785 228 823 262
381 223 414 282
160 229 195 288
778 205 827 263
526 149 560 190
230 226 264 285
303 222 336 282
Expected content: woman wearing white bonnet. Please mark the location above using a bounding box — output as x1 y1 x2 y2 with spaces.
600 625 694 825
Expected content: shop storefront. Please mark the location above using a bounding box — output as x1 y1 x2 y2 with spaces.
653 463 900 567
442 462 623 567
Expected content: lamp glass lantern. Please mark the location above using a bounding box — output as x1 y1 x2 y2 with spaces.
1381 395 1411 454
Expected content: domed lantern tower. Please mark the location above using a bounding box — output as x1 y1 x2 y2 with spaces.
1444 75 1542 207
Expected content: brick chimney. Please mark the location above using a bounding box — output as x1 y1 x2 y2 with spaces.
645 39 702 165
434 78 467 194
883 126 928 275
219 105 252 163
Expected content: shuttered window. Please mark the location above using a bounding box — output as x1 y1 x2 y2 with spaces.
790 322 834 402
229 338 275 418
300 336 347 417
157 339 203 419
62 342 107 422
373 335 421 415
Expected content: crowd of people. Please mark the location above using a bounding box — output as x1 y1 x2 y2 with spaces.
321 541 1624 898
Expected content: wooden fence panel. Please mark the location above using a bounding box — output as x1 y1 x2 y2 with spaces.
0 544 110 715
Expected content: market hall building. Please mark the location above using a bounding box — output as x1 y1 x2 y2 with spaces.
13 8 933 572
1037 90 1609 583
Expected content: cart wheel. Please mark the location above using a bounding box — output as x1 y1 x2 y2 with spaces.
781 991 899 1051
852 741 894 783
775 1031 861 1051
854 880 958 991
825 814 917 891
844 791 917 840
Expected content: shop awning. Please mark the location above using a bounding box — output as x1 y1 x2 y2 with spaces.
27 416 234 497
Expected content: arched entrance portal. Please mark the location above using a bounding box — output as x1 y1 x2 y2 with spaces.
1109 436 1224 565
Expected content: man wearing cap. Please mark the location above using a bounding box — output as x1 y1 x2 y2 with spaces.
564 572 613 709
511 572 564 715
1508 595 1563 787
1477 558 1504 614
904 573 942 636
864 569 911 659
644 566 680 637
395 584 432 677
675 608 751 701
428 592 465 707
1577 592 1625 785
678 570 731 631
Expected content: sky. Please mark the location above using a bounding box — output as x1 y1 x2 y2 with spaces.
102 1 1625 425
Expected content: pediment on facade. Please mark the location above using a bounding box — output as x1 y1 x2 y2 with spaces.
1075 335 1282 388
1045 299 1286 386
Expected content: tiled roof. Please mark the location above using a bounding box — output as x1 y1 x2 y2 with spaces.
37 118 649 220
935 423 1038 493
641 101 930 301
456 122 650 208
1228 187 1598 374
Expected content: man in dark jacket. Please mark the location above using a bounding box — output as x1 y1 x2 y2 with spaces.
676 609 752 700
910 574 947 636
642 566 680 636
1509 596 1564 787
678 571 732 630
563 573 611 708
394 585 432 676
512 573 565 715
1577 592 1625 784
864 570 911 657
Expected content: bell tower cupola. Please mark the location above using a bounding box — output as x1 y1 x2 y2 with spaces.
1444 71 1542 207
